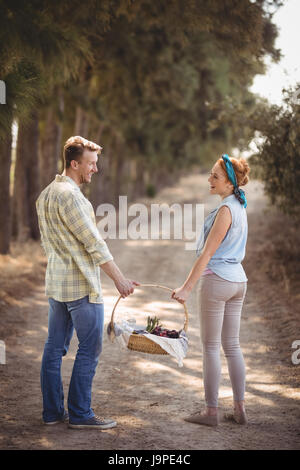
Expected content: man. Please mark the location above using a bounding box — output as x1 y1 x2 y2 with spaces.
36 135 139 430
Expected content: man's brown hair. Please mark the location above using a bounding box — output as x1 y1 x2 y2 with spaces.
63 136 102 168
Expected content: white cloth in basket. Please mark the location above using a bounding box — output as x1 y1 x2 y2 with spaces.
107 319 188 367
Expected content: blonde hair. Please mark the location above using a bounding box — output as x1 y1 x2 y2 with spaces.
218 157 250 186
63 136 102 168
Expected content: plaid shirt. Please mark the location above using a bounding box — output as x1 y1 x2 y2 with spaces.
36 174 113 304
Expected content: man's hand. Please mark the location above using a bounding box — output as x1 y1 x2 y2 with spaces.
115 278 140 298
100 260 140 297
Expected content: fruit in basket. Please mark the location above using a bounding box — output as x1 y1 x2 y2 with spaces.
151 326 179 339
144 316 180 338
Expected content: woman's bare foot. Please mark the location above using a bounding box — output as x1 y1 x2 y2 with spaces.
184 407 220 426
234 400 246 414
225 401 248 425
203 406 218 417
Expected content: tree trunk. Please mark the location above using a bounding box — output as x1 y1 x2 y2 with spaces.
132 159 146 200
13 112 40 242
74 106 89 137
0 129 12 254
40 99 63 189
113 136 125 208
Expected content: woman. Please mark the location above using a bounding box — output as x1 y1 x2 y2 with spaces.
172 154 250 426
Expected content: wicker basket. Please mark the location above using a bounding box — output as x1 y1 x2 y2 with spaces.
110 283 189 355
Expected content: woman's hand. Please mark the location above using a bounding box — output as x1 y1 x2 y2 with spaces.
171 286 190 304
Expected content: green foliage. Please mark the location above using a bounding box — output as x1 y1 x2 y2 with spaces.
0 0 97 136
0 0 282 180
146 183 156 199
249 86 300 217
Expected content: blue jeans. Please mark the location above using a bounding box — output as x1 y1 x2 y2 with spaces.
40 295 104 423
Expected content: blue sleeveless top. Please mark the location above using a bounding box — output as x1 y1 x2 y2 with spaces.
196 194 248 282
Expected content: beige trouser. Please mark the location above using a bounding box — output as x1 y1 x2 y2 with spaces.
198 273 247 408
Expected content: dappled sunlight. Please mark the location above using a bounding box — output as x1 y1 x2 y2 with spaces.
0 296 31 308
134 360 180 374
219 388 236 399
1 179 300 449
250 383 300 401
243 343 269 354
123 239 184 248
23 347 38 356
114 415 152 428
183 357 202 369
1 0 300 451
128 359 202 389
14 344 43 363
246 372 275 383
0 248 43 274
137 300 182 311
246 394 277 408
246 315 272 325
36 436 53 449
0 241 46 298
94 390 111 396
25 329 40 337
104 289 189 333
31 299 48 307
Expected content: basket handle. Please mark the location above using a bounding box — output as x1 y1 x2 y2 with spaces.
110 283 189 334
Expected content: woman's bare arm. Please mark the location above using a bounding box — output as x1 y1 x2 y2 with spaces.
172 205 232 303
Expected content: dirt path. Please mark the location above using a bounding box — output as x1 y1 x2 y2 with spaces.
1 174 300 450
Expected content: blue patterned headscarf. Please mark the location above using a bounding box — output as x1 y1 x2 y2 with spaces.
222 154 247 208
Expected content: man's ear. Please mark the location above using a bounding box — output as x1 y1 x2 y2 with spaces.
70 159 80 170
